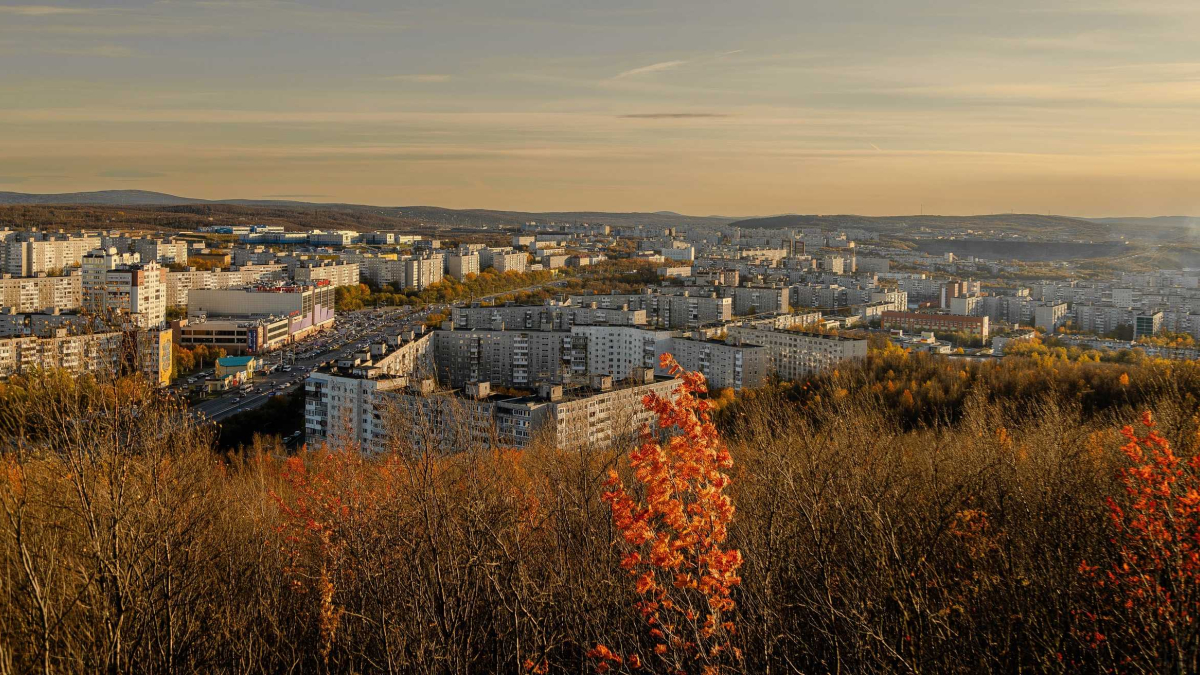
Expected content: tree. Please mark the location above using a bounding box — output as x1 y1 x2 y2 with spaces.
1078 411 1200 673
591 354 743 674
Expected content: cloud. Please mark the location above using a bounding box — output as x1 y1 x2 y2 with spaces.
54 44 138 57
98 169 165 179
613 59 687 79
0 5 97 16
618 113 730 119
383 74 453 83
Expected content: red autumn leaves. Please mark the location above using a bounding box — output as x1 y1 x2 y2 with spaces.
591 354 743 674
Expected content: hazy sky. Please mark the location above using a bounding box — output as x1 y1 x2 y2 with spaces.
2 0 1199 216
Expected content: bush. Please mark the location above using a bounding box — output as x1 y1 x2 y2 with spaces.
3 355 1200 672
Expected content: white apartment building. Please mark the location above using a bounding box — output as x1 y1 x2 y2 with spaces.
360 255 445 290
725 285 790 315
726 326 869 382
493 251 528 274
405 255 445 290
666 337 770 391
102 262 167 329
306 354 678 452
447 253 481 280
0 274 83 313
570 325 675 381
0 327 171 386
292 261 361 288
949 295 984 317
1034 303 1070 331
3 231 101 276
130 237 188 265
82 247 141 313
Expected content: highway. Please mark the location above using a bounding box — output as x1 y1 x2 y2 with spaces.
187 279 568 425
189 306 419 423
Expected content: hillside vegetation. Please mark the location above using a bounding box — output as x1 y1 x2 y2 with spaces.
2 354 1200 673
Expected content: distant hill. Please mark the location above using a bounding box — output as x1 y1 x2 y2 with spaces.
1086 216 1200 229
728 213 1115 239
0 190 210 206
0 190 737 229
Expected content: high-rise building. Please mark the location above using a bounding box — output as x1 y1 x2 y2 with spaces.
82 247 141 313
101 262 167 329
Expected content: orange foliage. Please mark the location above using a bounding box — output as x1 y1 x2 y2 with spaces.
271 450 383 663
1078 411 1200 671
592 353 743 673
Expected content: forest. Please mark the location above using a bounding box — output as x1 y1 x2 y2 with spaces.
2 351 1200 673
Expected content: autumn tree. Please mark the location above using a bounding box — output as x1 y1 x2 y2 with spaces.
591 354 743 674
1078 411 1200 673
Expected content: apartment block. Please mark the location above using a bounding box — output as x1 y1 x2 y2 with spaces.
433 329 573 389
666 337 770 391
0 273 83 313
446 253 481 280
0 327 171 386
724 285 790 315
726 326 869 382
292 261 361 288
451 304 647 331
3 231 101 276
570 325 675 381
82 248 141 313
493 251 528 274
130 237 188 265
100 262 168 329
306 352 677 452
881 311 990 339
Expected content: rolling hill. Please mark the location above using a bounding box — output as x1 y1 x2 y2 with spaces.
0 191 737 229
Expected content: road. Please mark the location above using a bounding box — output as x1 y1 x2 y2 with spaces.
187 279 568 424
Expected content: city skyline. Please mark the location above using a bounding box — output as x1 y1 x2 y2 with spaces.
2 0 1200 217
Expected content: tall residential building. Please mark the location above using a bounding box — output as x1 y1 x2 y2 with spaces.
881 311 990 339
404 255 445 290
305 336 678 452
433 330 574 389
82 248 141 313
292 260 361 288
567 292 732 329
451 304 646 331
666 337 771 391
0 327 171 386
0 274 83 313
447 253 481 280
724 285 790 315
569 325 675 381
3 231 101 276
101 262 167 329
361 255 444 290
726 326 869 382
130 237 189 265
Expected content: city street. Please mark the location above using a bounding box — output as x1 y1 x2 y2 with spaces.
189 279 567 423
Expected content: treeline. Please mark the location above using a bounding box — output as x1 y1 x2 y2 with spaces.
0 204 430 234
717 346 1200 429
334 260 665 312
2 355 1200 672
335 268 557 310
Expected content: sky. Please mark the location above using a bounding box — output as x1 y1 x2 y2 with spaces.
1 0 1199 217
